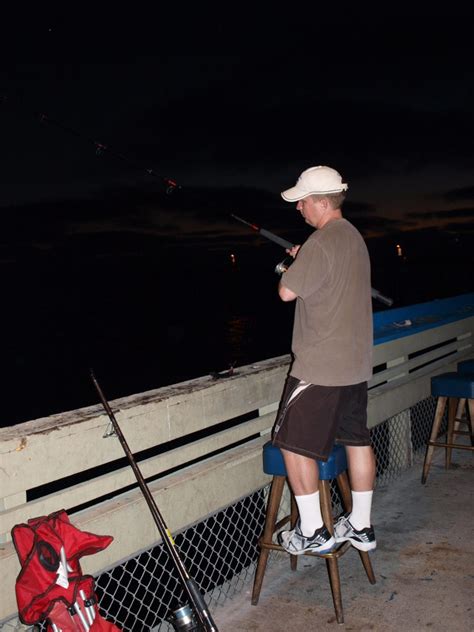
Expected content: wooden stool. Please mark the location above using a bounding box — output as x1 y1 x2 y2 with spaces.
421 372 474 484
251 442 376 624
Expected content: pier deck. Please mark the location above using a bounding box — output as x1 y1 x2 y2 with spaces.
214 447 474 632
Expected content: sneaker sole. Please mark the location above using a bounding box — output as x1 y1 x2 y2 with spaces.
279 536 337 556
335 536 376 552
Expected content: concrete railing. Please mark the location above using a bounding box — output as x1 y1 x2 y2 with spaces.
1 293 473 623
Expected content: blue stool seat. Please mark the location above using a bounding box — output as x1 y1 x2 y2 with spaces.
431 372 474 399
422 371 474 484
458 359 474 375
263 441 348 479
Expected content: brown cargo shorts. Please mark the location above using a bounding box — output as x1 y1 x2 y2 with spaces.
272 375 370 461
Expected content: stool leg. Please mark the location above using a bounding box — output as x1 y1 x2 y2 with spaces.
422 396 447 484
336 471 352 514
319 480 345 623
468 399 474 449
325 557 344 624
453 398 466 442
358 550 377 584
451 398 474 447
290 492 298 572
455 397 466 424
337 472 377 587
319 480 334 534
251 476 285 605
452 399 474 450
446 397 458 469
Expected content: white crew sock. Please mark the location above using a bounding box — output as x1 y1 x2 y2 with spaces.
349 490 373 530
294 491 323 536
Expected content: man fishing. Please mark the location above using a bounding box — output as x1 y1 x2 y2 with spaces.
272 165 377 555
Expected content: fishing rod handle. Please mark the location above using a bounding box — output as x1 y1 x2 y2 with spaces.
186 579 219 632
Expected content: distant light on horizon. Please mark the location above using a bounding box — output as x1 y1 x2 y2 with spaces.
230 253 236 264
396 244 403 257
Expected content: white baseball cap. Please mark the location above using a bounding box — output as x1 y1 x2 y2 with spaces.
281 165 348 202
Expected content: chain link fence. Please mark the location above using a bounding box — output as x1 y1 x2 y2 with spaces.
2 395 446 631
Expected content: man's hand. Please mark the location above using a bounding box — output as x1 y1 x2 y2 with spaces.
286 245 301 258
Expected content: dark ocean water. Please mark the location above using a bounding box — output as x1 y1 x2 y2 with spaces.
3 227 473 427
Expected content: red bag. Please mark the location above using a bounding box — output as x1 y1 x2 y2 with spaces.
12 510 121 631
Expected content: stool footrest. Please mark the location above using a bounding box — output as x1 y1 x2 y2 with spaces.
428 441 474 451
302 542 352 559
258 538 352 559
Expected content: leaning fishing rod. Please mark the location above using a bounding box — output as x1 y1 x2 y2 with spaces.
90 369 218 632
231 214 394 306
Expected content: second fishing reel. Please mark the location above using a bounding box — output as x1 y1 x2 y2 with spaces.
168 604 202 631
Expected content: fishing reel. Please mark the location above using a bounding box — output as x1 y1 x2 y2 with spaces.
168 604 202 631
274 257 293 275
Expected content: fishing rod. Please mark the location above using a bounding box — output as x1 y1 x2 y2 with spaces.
90 369 218 632
1 96 179 194
231 214 394 307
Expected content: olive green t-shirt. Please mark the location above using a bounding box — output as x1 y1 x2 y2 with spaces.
281 218 373 386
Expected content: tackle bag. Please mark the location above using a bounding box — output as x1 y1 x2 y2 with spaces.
12 509 121 631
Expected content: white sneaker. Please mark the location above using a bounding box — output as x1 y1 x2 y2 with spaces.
278 519 336 555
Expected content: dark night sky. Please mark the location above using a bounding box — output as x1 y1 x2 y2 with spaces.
1 11 473 240
1 9 474 423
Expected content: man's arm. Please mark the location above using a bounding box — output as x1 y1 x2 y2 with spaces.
278 280 297 302
278 244 300 302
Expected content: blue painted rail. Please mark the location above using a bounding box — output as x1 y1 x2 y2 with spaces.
373 293 474 345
